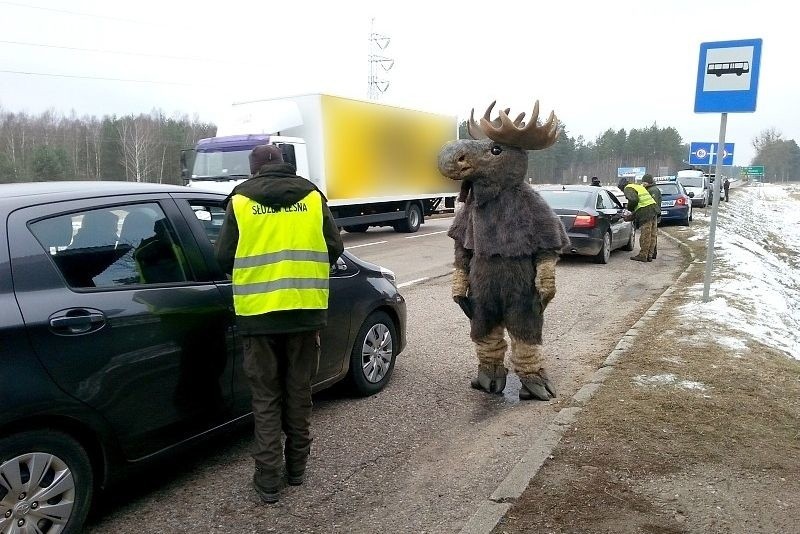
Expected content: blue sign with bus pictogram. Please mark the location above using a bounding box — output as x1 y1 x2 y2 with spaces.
694 38 762 113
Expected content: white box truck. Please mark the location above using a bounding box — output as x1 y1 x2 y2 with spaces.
181 94 459 233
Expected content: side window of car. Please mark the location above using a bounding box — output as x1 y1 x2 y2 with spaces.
29 203 190 289
595 191 609 209
189 203 227 246
605 190 623 209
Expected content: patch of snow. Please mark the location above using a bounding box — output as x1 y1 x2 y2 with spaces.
716 335 748 352
633 373 707 391
679 184 800 360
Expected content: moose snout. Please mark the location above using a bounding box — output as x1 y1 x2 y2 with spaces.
437 140 472 180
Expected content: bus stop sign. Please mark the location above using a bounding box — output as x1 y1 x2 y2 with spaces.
694 38 762 113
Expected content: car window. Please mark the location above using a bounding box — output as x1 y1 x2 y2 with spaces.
538 190 592 209
605 191 623 209
595 191 608 209
657 184 681 195
189 203 227 246
29 203 190 288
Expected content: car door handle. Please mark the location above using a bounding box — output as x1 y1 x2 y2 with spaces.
49 310 106 335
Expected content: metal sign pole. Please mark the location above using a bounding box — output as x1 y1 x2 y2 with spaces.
702 112 727 301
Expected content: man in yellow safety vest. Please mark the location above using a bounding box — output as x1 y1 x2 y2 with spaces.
215 144 344 503
618 176 658 262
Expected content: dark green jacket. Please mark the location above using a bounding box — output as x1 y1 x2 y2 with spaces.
215 163 344 335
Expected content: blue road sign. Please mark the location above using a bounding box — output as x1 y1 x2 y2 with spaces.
695 38 762 113
689 142 735 165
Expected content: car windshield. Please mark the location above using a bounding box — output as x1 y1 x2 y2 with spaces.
538 190 592 209
679 176 704 187
192 150 252 179
657 184 681 195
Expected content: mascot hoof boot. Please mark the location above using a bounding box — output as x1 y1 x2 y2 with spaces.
470 365 507 394
519 370 557 401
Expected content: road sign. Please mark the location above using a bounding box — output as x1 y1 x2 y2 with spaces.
742 165 764 176
695 38 762 113
689 142 735 165
617 167 646 179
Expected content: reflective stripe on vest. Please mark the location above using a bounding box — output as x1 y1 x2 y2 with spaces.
231 191 329 316
625 183 656 211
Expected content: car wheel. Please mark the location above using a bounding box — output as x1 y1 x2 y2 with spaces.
622 226 635 251
343 224 369 233
0 431 93 534
593 231 612 264
394 203 422 233
347 311 397 396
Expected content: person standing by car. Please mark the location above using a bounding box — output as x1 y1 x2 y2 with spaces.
723 177 730 202
618 176 658 262
590 176 601 187
215 144 344 504
641 174 662 260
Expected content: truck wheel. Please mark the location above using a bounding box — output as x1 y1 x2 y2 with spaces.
0 430 93 534
343 225 369 233
394 203 422 233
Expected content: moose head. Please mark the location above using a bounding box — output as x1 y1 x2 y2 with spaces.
438 101 560 202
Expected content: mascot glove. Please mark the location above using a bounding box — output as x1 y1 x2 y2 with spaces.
534 255 557 307
452 267 469 298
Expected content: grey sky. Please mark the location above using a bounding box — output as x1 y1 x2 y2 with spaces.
1 0 795 166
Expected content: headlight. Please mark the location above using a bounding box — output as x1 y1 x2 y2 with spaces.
380 267 396 287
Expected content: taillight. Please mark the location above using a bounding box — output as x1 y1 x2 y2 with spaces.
573 213 597 229
676 196 687 206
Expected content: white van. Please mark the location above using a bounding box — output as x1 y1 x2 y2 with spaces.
677 170 710 208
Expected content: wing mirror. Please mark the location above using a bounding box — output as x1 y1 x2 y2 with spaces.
687 192 695 198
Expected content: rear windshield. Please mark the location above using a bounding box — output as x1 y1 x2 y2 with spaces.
538 190 592 209
679 176 704 187
657 184 681 195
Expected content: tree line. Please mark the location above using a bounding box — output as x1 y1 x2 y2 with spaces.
0 107 215 185
1 107 796 185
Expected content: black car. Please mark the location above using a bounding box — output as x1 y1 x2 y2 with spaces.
537 185 635 264
0 182 406 534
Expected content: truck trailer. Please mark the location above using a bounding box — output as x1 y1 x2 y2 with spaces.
181 94 459 233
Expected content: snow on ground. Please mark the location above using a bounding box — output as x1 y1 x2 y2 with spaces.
680 184 800 360
633 373 708 391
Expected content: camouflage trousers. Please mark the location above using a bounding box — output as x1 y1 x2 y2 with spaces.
634 218 658 260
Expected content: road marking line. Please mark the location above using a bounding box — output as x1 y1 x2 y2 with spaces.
397 277 430 288
345 240 388 250
404 230 448 239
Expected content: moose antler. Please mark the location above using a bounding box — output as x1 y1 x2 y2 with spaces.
468 101 559 150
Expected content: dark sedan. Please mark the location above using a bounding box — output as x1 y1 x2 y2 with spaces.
655 180 693 226
0 182 406 534
537 185 635 264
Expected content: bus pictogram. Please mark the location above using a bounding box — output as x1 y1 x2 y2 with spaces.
706 61 750 77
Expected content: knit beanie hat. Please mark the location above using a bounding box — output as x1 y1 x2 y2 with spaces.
249 145 284 174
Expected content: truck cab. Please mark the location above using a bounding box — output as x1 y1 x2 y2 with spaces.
182 135 310 194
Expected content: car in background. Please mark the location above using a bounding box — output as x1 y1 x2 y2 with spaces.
654 178 693 226
537 185 635 264
677 170 710 207
0 182 406 534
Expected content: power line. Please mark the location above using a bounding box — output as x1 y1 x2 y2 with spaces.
0 39 238 64
0 1 168 27
0 69 198 86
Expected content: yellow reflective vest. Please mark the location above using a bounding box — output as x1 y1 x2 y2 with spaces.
231 191 329 316
625 183 656 211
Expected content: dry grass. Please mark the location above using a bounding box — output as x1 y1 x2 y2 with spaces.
495 230 800 534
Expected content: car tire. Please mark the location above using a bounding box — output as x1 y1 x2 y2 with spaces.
0 430 93 534
343 224 370 233
347 311 397 396
394 203 422 233
622 227 635 251
593 231 612 264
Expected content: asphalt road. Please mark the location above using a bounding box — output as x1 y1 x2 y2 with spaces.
86 216 686 534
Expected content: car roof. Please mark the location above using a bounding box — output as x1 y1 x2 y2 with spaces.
0 181 222 209
536 184 600 192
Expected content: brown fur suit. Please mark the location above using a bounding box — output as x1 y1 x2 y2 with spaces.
438 102 569 401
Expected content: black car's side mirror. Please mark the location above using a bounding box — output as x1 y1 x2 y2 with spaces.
687 192 695 198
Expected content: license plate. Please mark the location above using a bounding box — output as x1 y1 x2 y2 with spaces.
661 201 675 207
660 210 668 215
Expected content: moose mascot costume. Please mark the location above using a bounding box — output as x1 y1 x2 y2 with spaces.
438 101 569 401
